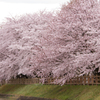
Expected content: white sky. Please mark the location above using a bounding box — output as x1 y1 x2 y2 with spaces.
0 0 70 23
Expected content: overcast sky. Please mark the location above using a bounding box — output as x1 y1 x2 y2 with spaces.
0 0 70 23
0 0 69 4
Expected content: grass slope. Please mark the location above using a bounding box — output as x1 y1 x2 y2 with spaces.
0 84 100 100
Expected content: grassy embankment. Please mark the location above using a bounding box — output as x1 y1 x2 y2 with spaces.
0 84 100 100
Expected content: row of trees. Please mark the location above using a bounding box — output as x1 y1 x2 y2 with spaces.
0 0 100 85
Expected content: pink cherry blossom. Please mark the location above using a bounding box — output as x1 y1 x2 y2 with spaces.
0 0 100 85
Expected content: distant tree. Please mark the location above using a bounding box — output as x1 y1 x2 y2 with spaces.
0 0 100 85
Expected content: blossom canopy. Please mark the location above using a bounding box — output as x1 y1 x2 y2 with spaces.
0 0 100 85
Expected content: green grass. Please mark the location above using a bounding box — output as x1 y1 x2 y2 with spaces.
0 84 100 100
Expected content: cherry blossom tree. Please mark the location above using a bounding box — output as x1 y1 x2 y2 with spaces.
51 0 100 84
0 0 100 85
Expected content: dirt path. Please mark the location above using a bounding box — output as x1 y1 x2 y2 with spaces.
17 96 57 100
0 94 57 100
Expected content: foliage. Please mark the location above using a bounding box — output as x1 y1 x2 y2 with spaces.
0 0 100 85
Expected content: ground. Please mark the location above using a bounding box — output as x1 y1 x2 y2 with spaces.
0 84 100 100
